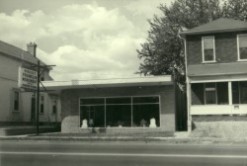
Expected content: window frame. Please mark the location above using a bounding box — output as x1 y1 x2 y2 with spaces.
204 83 218 105
237 34 247 61
79 95 161 128
201 36 216 63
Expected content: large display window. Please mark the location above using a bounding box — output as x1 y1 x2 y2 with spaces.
80 96 160 128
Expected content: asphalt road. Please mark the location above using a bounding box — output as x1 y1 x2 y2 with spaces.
1 141 247 166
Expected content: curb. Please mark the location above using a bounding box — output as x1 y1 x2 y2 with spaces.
1 135 246 144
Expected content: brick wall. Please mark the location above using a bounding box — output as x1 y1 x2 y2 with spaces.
60 85 176 133
186 32 239 65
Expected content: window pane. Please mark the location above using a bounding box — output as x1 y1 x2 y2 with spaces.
133 97 159 104
239 34 247 47
205 83 215 88
203 37 214 61
240 47 247 59
239 34 247 59
14 91 19 111
106 105 131 127
80 98 104 105
191 83 204 105
80 106 105 127
217 82 228 104
203 37 214 49
239 82 247 104
40 104 44 114
205 83 216 104
204 49 214 61
133 104 160 127
205 90 216 104
106 97 131 104
232 82 240 104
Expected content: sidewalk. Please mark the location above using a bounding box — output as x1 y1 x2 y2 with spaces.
1 132 247 145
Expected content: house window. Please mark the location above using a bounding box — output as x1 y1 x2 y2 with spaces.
232 81 247 104
238 34 247 60
204 83 217 104
40 95 44 114
191 82 228 105
202 36 215 62
52 100 57 114
13 91 19 111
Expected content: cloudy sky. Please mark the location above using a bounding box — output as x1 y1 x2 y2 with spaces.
0 0 173 81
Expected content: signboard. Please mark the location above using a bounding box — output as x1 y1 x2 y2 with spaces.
18 67 37 91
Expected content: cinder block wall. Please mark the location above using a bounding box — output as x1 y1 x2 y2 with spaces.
192 115 247 138
60 85 175 133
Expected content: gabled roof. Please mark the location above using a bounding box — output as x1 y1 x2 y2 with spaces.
0 40 42 64
180 18 247 36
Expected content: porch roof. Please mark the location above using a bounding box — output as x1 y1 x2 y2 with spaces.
41 76 173 91
188 62 247 77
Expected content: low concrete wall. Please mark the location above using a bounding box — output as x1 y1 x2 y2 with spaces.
192 115 247 138
61 116 80 133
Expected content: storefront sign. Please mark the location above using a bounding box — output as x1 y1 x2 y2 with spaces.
18 67 37 91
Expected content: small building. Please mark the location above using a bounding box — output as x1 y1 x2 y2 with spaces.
181 18 247 132
43 76 176 134
0 40 60 124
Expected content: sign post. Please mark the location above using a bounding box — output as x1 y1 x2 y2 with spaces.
18 62 40 135
18 60 55 135
36 60 40 135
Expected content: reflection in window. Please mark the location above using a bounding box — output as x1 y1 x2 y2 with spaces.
79 96 160 128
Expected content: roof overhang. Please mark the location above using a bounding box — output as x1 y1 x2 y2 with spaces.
41 76 173 91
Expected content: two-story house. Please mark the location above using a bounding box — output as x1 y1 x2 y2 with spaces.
181 18 247 132
0 40 61 124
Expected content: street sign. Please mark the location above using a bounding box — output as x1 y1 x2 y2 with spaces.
18 67 37 91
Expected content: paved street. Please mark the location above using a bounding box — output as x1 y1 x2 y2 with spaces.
1 141 247 166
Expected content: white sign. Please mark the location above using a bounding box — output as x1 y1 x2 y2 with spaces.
18 67 37 90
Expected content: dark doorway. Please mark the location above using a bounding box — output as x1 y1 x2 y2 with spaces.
175 84 187 131
31 96 36 122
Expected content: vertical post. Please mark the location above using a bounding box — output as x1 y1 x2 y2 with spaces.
228 81 232 115
104 98 106 128
186 82 192 132
131 97 133 127
36 60 40 135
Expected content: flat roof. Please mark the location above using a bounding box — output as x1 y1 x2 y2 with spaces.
42 76 173 90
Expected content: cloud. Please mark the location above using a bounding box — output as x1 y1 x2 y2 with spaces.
0 2 152 80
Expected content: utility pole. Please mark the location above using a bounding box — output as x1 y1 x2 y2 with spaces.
36 60 40 135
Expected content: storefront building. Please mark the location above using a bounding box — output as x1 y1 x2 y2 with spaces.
43 76 176 134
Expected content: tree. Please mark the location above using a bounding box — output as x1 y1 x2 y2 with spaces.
136 0 227 89
222 0 247 21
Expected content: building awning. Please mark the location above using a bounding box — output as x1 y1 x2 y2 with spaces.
41 76 173 91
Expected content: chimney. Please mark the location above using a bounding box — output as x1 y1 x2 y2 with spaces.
27 42 37 57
